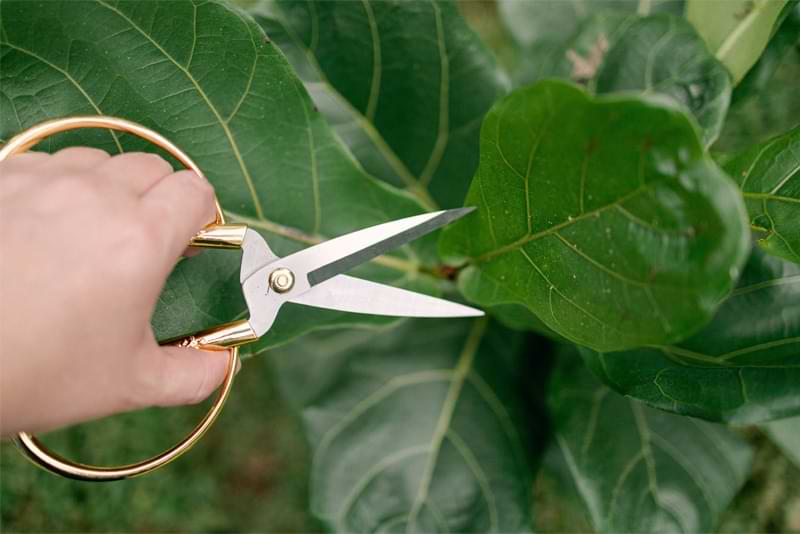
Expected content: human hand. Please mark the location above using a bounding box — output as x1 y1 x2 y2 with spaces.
0 148 233 437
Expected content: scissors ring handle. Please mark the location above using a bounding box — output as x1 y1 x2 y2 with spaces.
0 116 245 480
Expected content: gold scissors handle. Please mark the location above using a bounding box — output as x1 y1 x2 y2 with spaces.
0 116 256 481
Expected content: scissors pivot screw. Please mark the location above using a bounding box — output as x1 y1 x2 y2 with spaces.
268 267 295 293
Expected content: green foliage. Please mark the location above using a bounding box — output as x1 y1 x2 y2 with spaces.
581 246 800 423
2 0 800 532
269 319 533 531
723 125 800 264
763 416 800 466
687 0 790 84
439 80 749 352
250 0 509 209
595 15 732 146
545 348 753 532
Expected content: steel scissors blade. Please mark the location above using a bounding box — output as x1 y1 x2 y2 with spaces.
239 208 483 337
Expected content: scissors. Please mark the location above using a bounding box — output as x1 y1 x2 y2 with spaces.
0 116 482 481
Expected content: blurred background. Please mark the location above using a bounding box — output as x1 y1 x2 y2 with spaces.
2 1 800 532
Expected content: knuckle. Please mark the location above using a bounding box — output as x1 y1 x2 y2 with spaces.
178 170 215 198
112 152 172 174
53 146 110 162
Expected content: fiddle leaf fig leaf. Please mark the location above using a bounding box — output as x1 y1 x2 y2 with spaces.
269 318 534 532
582 247 800 424
0 0 439 352
251 0 509 209
545 348 753 533
439 80 750 352
595 15 732 147
724 125 800 265
688 0 790 84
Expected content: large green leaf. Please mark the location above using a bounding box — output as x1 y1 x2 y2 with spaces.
0 0 443 352
724 126 800 265
582 246 800 424
595 15 732 146
250 0 509 210
688 0 790 84
545 348 753 533
269 318 533 532
764 416 800 467
439 80 750 352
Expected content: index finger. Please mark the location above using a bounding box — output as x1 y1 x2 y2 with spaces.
139 170 217 266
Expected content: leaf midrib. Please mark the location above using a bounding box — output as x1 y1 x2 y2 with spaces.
474 181 656 263
95 0 267 220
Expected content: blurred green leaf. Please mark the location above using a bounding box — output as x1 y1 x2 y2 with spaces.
498 0 682 85
595 15 731 146
0 0 442 352
439 80 749 351
724 125 800 264
501 6 731 146
250 0 509 209
715 44 800 151
582 247 800 424
763 416 800 467
269 318 534 532
733 3 800 102
687 0 789 84
545 348 753 533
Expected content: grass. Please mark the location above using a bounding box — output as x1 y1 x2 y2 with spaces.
0 356 320 533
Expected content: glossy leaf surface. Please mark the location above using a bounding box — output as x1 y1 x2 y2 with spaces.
0 0 440 351
269 318 533 532
724 126 800 265
439 81 749 352
688 0 790 83
582 247 800 424
252 0 509 209
546 349 753 532
595 15 732 146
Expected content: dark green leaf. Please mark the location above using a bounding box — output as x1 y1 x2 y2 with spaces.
724 126 800 264
0 0 439 351
251 0 509 209
269 318 533 532
439 80 750 352
764 416 800 467
733 3 800 103
687 0 790 84
595 15 732 146
714 38 800 152
546 348 753 532
582 246 800 424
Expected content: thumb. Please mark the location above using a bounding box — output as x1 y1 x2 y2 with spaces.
133 345 234 408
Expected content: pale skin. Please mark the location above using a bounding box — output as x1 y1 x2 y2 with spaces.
0 148 232 438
